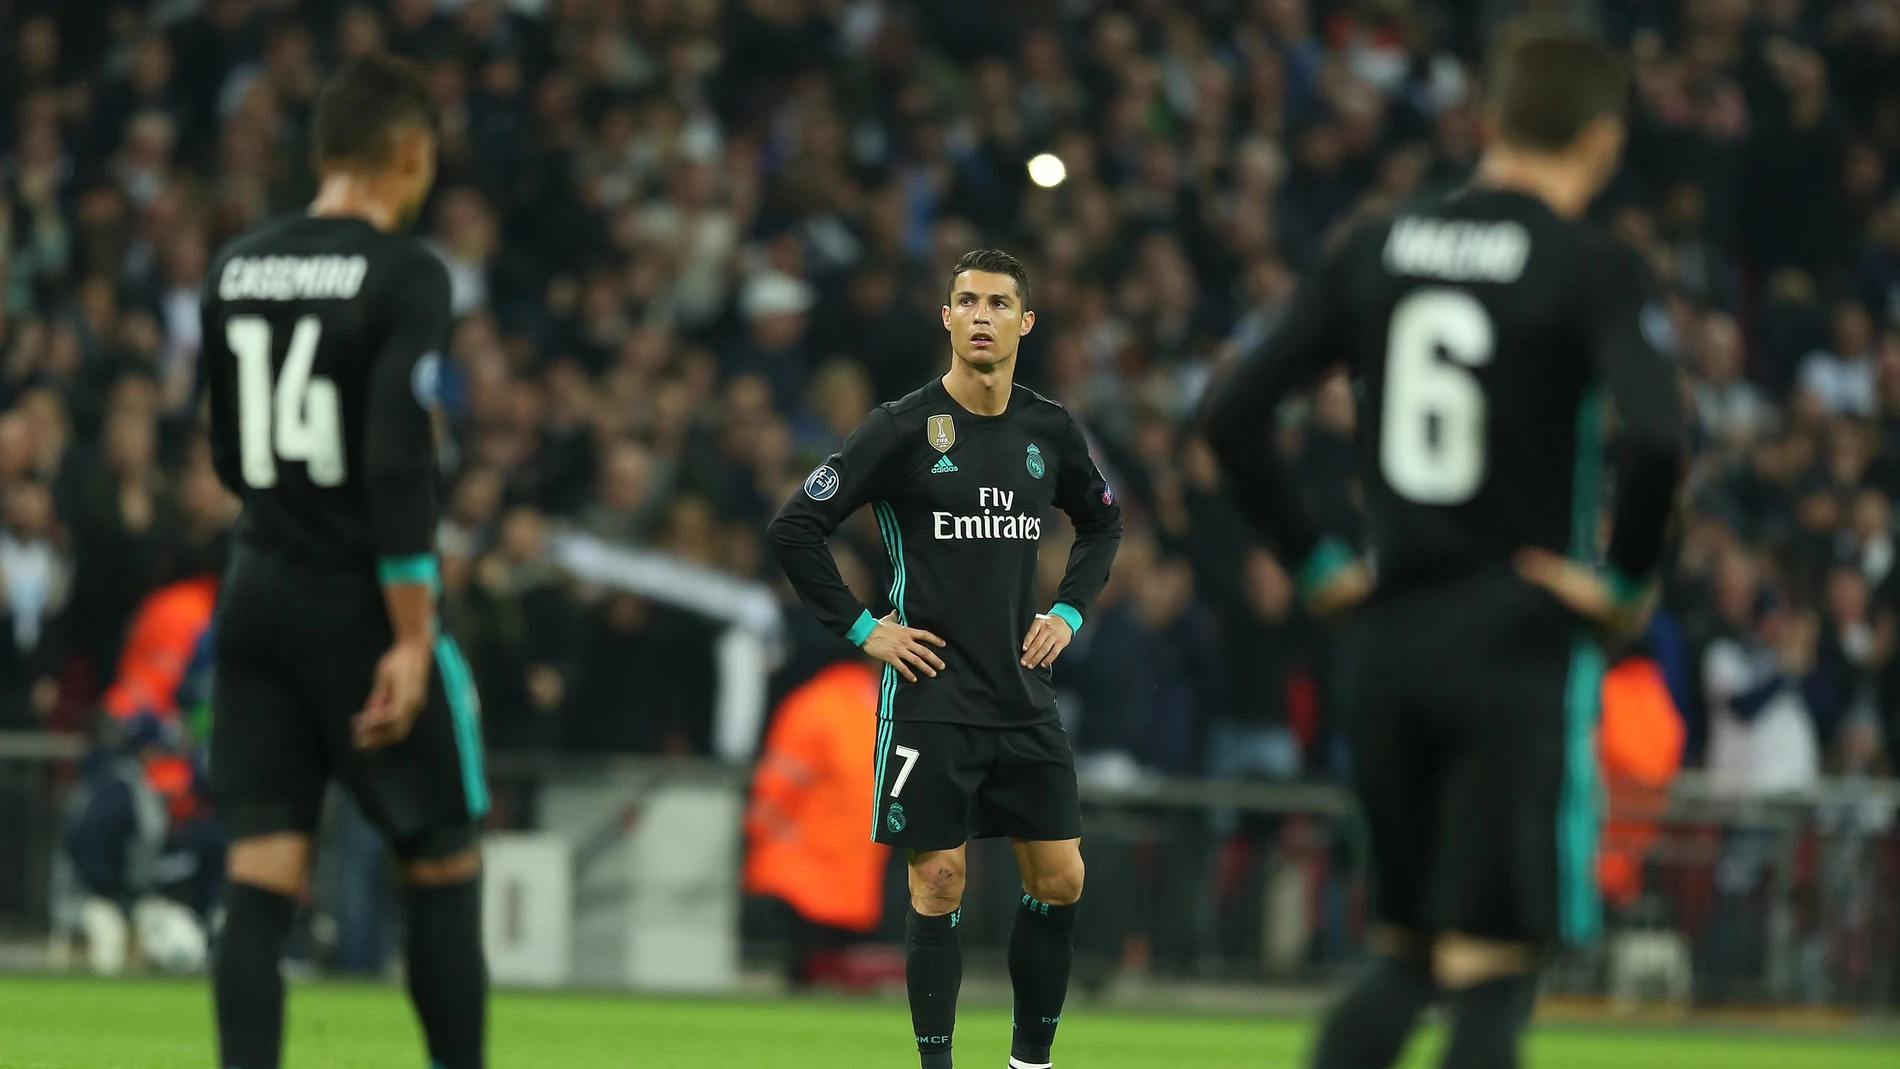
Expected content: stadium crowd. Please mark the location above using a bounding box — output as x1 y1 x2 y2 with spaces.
0 0 1897 811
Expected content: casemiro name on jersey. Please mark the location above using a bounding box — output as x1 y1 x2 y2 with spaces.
219 254 370 302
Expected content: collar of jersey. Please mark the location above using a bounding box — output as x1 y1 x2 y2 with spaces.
933 377 1021 423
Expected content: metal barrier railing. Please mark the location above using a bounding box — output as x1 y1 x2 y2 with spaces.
6 731 1898 1011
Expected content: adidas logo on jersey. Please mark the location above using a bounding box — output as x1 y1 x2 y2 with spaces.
931 455 959 474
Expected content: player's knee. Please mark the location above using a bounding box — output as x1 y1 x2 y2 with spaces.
401 847 482 886
1023 858 1084 906
1433 933 1537 990
226 833 312 896
907 851 966 914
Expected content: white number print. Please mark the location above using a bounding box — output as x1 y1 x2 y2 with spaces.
890 745 921 798
227 315 346 489
1378 288 1494 504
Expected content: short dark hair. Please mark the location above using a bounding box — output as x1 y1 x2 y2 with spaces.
948 249 1030 306
1488 27 1627 152
312 55 434 169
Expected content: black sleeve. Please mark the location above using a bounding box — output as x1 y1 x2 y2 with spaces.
364 255 452 563
1588 245 1686 585
766 407 902 643
1049 413 1123 629
1199 234 1352 570
199 271 243 498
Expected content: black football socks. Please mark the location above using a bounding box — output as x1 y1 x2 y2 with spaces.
1007 894 1079 1068
906 906 962 1069
1310 955 1438 1069
214 882 297 1069
1439 972 1537 1069
403 876 488 1069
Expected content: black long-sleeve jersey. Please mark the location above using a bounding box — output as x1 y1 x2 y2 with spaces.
202 215 450 578
769 378 1123 727
1203 188 1684 592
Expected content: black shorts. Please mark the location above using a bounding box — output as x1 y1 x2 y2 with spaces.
208 548 487 859
1341 568 1603 949
871 718 1083 851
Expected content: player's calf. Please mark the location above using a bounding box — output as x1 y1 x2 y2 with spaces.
399 839 487 1069
215 833 312 1069
1434 934 1538 1069
905 848 966 1069
1008 840 1084 1069
1308 926 1436 1069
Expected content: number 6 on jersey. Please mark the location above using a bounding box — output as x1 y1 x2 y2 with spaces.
1378 288 1494 504
227 314 346 489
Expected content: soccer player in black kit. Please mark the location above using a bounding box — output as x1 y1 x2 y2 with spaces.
1203 30 1684 1069
200 57 486 1069
770 249 1121 1069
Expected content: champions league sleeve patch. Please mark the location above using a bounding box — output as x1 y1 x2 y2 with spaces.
804 464 840 501
1102 483 1114 505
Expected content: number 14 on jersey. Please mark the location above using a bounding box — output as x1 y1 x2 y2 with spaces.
227 314 346 489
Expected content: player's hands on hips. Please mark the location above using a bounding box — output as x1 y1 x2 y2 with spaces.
1021 613 1073 669
863 611 946 682
1514 548 1654 636
354 638 434 749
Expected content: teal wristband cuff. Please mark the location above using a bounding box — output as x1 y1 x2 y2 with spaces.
377 554 441 593
1049 602 1084 635
845 609 878 647
1606 568 1650 611
1296 538 1355 597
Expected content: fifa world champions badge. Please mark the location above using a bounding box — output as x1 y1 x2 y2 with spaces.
927 414 956 453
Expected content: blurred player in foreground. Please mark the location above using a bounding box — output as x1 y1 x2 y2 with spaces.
1203 27 1685 1069
200 56 487 1069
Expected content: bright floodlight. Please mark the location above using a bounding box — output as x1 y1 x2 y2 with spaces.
1027 153 1067 188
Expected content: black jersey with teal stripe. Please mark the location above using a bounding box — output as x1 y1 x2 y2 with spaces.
1202 188 1683 597
770 377 1122 727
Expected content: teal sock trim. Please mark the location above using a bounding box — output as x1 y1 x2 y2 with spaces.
1047 602 1083 635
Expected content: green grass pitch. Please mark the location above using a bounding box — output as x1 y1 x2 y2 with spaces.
0 975 1894 1068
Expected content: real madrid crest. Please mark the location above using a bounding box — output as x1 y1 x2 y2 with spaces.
927 414 956 453
1026 443 1046 478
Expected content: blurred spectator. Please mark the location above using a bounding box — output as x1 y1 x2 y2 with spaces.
1694 313 1771 449
579 439 664 545
1070 537 1214 776
1702 550 1822 794
459 507 580 751
1207 549 1318 784
1799 301 1879 416
0 481 69 728
71 387 178 684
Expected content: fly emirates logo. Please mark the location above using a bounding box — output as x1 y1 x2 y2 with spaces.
933 487 1043 541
